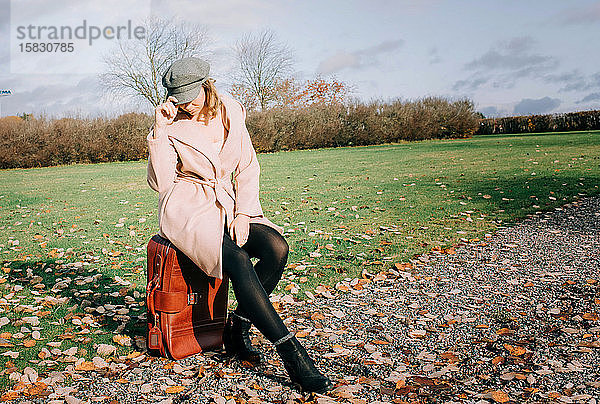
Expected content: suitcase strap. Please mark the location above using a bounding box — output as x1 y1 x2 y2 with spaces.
155 290 203 312
147 243 203 314
147 243 170 327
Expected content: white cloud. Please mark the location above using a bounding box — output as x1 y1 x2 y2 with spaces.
453 36 559 92
576 92 600 104
316 39 404 75
513 96 560 115
558 2 600 25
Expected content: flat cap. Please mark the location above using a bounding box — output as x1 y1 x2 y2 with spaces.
162 57 211 105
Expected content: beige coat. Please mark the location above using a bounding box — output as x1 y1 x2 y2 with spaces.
146 92 284 280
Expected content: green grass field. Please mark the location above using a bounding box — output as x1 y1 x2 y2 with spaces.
0 130 598 394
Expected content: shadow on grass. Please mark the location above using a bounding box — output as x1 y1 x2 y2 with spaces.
2 257 148 352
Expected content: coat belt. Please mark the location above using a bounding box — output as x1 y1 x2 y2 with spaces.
175 174 235 198
174 174 236 226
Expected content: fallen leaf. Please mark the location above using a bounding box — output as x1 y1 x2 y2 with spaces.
165 385 186 394
75 361 96 371
504 344 526 356
491 390 509 403
112 334 132 346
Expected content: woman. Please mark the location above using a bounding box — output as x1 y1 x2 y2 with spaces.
147 57 334 394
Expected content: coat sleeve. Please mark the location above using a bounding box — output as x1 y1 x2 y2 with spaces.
146 125 178 194
233 101 264 218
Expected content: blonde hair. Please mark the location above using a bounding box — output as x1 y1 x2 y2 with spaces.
173 78 222 124
199 78 222 124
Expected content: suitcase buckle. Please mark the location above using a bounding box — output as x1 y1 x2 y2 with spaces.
188 292 201 305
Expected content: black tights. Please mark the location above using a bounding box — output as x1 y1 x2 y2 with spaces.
221 221 291 344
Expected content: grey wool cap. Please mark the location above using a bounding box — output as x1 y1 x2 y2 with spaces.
162 57 211 105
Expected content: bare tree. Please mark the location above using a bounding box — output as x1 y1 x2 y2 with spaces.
231 28 295 111
99 15 214 109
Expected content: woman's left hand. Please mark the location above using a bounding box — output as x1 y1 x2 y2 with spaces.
230 214 251 247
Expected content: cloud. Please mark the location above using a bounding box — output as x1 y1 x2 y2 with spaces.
542 69 589 92
317 52 361 75
453 36 559 92
153 0 278 30
452 75 490 91
0 74 135 119
558 2 600 25
428 46 441 65
513 96 560 115
540 69 600 95
316 39 404 75
576 92 600 104
479 106 499 118
356 39 405 57
465 37 556 71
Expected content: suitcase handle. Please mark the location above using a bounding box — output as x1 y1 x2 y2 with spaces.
147 244 170 327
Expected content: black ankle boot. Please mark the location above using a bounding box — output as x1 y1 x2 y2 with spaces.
223 312 264 365
274 333 334 394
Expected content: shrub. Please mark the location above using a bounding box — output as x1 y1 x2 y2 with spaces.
476 110 600 135
0 96 479 168
0 113 152 169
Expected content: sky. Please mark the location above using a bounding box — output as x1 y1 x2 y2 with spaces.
0 0 599 119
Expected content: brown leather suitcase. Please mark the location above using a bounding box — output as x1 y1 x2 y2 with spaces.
146 233 230 360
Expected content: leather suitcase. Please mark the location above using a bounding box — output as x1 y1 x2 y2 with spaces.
146 233 229 360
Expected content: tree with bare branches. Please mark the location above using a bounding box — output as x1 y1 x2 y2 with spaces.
99 15 214 109
230 28 295 111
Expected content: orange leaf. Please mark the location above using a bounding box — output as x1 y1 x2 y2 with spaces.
1 391 21 401
440 352 459 363
491 390 509 403
504 344 526 356
336 284 350 292
311 312 326 321
496 328 514 335
394 262 412 270
582 312 599 321
165 386 186 394
75 361 96 371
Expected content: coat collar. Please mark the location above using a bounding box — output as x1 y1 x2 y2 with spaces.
168 92 240 176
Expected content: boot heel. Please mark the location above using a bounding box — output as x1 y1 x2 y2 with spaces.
274 333 334 394
223 312 264 365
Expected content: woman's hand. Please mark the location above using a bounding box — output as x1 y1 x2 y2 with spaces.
230 214 251 247
155 96 179 130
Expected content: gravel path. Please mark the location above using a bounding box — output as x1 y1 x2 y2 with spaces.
11 196 600 403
